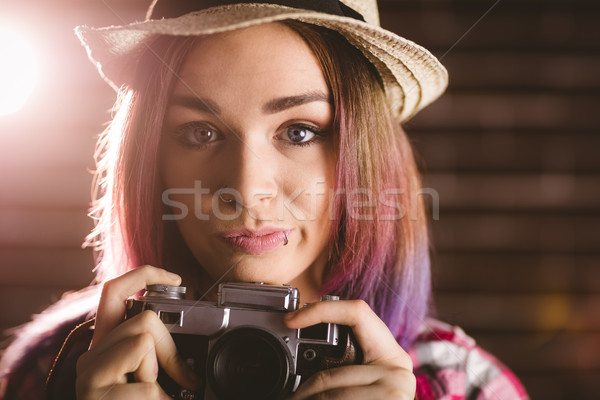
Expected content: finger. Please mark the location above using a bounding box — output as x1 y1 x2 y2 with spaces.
288 364 414 400
284 300 410 366
131 335 159 384
93 265 181 347
290 365 381 399
291 384 411 400
90 311 173 359
90 310 199 389
81 382 172 400
78 333 158 388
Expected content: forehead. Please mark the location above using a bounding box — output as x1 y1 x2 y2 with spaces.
172 23 329 104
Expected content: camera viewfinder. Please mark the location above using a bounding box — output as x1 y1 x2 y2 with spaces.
158 310 183 326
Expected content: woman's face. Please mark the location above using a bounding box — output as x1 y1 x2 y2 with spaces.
160 23 336 302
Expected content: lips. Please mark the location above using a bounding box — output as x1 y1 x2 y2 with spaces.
220 228 291 255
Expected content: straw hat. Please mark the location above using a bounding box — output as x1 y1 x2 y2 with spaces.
76 0 448 122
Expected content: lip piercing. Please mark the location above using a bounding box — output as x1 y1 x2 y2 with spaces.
219 192 233 203
219 186 233 203
283 232 289 246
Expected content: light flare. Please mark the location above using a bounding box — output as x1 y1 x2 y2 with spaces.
0 27 38 116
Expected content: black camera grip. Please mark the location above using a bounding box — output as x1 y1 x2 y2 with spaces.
296 325 363 384
320 326 364 369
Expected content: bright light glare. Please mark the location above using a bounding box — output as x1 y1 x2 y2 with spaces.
0 27 38 116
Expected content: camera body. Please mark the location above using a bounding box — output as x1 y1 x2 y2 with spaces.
125 282 362 400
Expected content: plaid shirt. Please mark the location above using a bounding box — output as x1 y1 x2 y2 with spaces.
1 317 528 399
410 319 529 400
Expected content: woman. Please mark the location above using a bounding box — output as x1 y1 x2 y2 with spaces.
0 1 528 399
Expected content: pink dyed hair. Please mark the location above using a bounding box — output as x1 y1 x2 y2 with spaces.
86 23 432 347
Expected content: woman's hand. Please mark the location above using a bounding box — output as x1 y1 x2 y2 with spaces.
284 299 416 400
75 265 199 399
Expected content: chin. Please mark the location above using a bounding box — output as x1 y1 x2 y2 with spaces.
226 267 294 286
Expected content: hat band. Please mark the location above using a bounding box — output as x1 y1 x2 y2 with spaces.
148 0 365 22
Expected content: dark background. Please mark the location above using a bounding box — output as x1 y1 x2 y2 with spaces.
1 1 598 398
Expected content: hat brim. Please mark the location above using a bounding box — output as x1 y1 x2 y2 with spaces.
76 3 447 122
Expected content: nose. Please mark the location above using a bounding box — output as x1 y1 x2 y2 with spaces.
224 140 278 210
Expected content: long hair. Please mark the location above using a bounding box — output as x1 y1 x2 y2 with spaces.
86 35 201 283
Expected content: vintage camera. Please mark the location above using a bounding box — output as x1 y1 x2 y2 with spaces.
126 282 363 400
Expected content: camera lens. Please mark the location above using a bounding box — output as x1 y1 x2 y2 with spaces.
208 327 292 400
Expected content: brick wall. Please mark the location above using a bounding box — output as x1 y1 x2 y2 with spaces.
379 1 600 398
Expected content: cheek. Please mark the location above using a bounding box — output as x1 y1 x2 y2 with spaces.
281 152 336 229
160 144 219 216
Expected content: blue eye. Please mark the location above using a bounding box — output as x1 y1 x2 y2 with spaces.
283 124 320 144
175 122 221 147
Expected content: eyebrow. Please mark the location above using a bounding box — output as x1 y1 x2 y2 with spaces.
168 94 221 115
168 91 331 116
262 91 331 114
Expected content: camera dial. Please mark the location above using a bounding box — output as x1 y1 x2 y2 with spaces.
144 284 186 300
